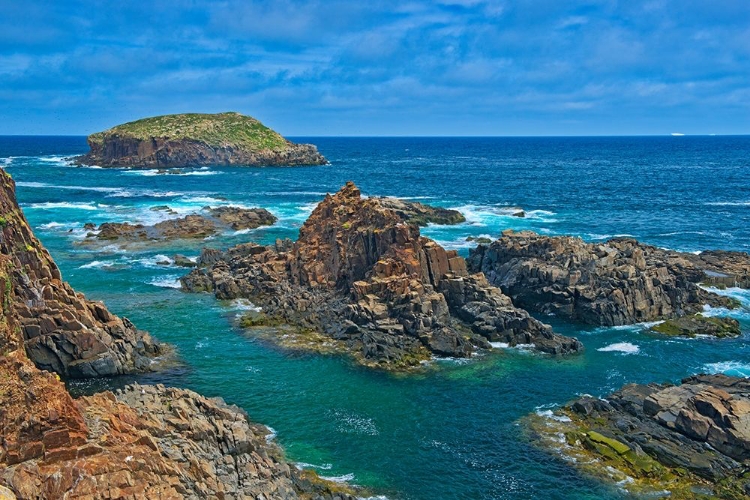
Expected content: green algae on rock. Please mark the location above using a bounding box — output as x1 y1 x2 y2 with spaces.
525 374 750 499
650 314 741 338
76 112 328 168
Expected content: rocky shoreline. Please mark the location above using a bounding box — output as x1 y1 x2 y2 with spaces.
525 374 750 499
181 182 583 369
0 170 359 499
468 230 746 328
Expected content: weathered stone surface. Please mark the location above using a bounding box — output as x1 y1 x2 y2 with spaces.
468 230 741 326
527 374 750 499
374 197 466 226
0 170 358 500
0 171 161 378
182 182 582 369
88 206 277 243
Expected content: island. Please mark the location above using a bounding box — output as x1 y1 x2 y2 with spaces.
75 112 328 168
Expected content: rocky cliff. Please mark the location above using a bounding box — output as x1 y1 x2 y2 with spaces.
182 183 582 369
467 230 743 326
75 112 328 168
0 170 357 499
526 374 750 499
0 171 161 378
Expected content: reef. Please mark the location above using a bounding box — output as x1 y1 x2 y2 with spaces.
87 206 277 243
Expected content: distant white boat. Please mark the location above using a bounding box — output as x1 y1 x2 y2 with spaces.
671 132 685 136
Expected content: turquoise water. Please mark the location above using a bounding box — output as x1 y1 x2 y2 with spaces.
2 136 749 499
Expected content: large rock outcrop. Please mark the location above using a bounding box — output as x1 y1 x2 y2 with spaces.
182 183 582 369
526 374 750 499
467 230 743 326
0 170 357 499
75 112 328 168
88 206 277 244
0 171 161 378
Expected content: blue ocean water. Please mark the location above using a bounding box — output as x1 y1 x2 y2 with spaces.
1 135 749 499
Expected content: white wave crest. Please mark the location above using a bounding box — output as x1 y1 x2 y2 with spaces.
148 276 182 289
702 361 750 378
597 342 640 354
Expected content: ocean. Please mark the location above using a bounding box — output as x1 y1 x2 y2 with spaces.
1 135 749 499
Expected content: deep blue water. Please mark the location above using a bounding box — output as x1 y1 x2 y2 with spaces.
1 135 749 499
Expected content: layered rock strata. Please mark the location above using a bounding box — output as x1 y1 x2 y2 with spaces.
0 171 161 378
182 182 582 369
526 374 750 499
467 230 743 326
374 197 466 226
0 170 356 499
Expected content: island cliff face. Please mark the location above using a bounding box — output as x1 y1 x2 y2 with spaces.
182 182 583 368
75 112 328 168
0 170 356 499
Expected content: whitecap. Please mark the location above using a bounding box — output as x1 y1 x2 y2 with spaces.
38 221 79 230
16 181 127 196
27 202 102 211
702 361 750 378
265 426 277 443
134 255 173 268
490 342 510 349
294 462 333 471
700 286 750 309
704 201 750 207
319 473 355 483
147 276 182 289
229 299 262 312
597 342 640 354
535 409 572 422
78 260 116 269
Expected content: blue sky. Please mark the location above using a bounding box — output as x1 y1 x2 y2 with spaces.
1 1 748 135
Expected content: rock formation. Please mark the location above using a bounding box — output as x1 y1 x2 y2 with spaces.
182 183 582 369
467 230 743 326
373 197 466 226
0 171 161 378
88 206 277 243
526 374 750 499
649 315 741 338
0 170 357 499
75 112 328 168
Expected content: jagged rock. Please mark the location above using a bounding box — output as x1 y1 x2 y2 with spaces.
374 197 466 226
182 182 582 369
74 112 328 168
650 315 741 338
88 207 277 243
468 230 741 326
208 206 277 230
0 170 358 500
0 171 161 378
172 254 197 268
527 374 750 498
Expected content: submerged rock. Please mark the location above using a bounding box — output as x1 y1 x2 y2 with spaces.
181 182 582 369
75 112 328 168
650 315 741 338
526 374 750 499
0 171 161 378
467 230 742 326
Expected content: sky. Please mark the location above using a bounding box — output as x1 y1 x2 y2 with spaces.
1 1 749 136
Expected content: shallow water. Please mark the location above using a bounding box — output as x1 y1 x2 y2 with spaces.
2 135 749 499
